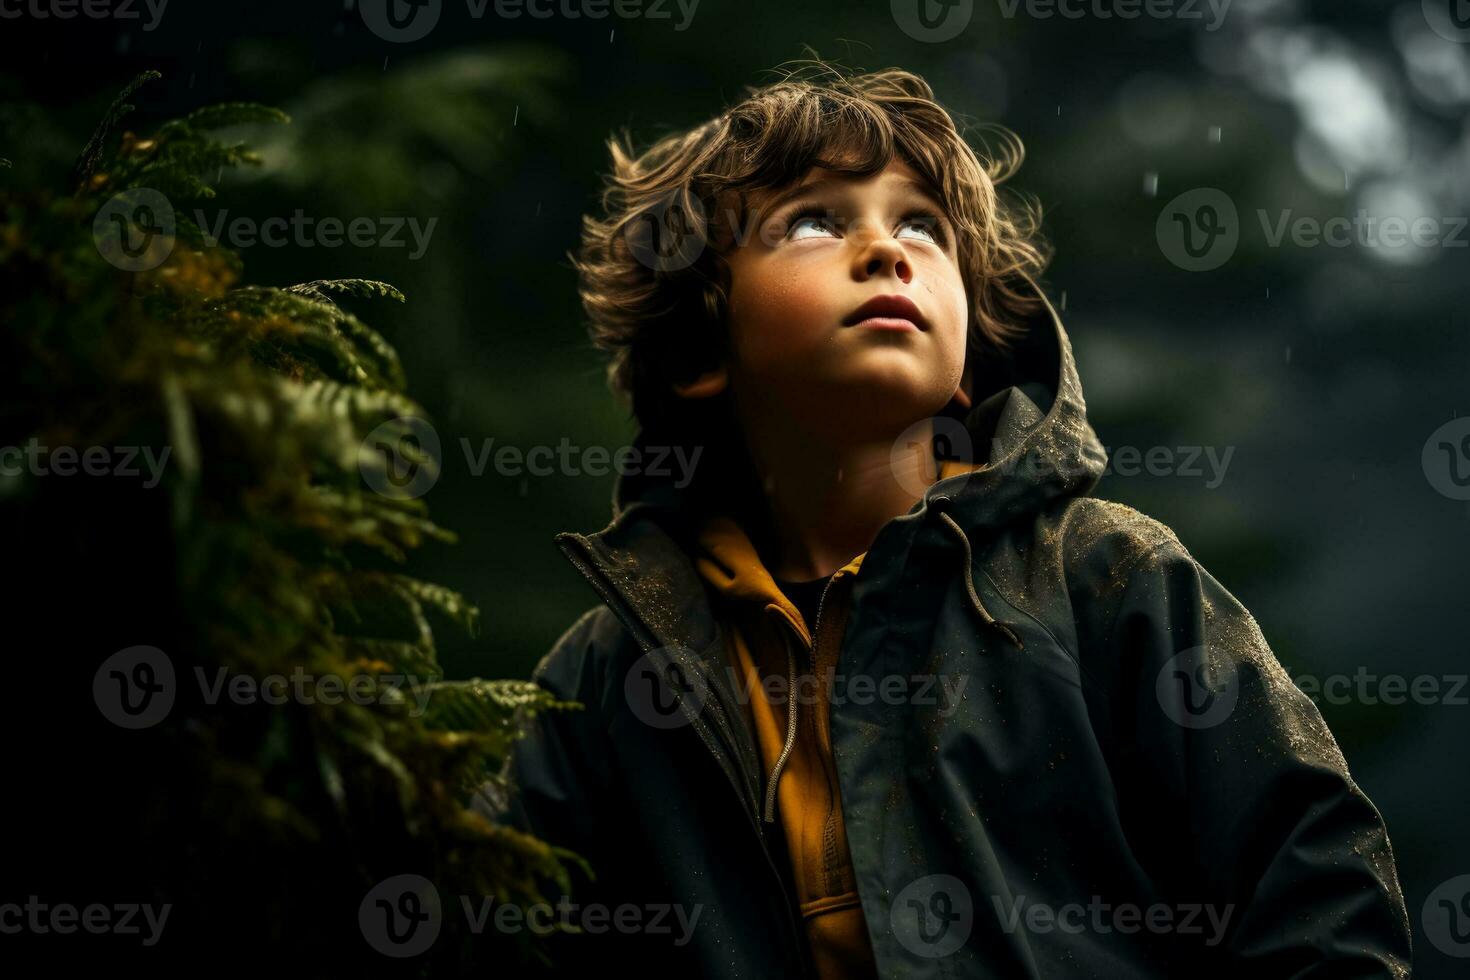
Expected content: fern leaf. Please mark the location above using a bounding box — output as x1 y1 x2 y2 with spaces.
287 279 406 303
72 69 161 194
185 103 291 130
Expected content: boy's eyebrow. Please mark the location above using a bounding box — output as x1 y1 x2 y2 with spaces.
752 174 950 223
752 175 841 222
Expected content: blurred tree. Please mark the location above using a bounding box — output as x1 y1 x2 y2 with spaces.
0 71 585 975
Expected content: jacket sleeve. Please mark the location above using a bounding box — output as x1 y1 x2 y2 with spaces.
475 606 614 872
1070 513 1413 977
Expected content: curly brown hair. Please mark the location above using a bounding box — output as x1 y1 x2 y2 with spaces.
570 58 1050 446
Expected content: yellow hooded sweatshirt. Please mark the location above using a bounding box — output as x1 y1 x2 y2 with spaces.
689 461 975 979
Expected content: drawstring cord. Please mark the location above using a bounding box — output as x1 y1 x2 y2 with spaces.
934 508 1025 651
761 503 1019 824
764 638 798 824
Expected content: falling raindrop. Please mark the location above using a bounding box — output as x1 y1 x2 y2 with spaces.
1208 126 1222 144
383 56 390 71
1143 172 1159 198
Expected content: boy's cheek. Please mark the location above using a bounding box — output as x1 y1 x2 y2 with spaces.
729 271 835 346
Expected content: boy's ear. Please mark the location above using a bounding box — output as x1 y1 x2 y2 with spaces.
672 364 729 399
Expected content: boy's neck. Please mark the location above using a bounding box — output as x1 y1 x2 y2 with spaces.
735 417 940 582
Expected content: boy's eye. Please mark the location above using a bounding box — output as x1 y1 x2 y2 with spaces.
777 201 951 247
789 215 838 240
897 216 944 245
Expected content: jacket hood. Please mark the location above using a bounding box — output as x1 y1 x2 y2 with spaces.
602 275 1109 541
553 276 1106 854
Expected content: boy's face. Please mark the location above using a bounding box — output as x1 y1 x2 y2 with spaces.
678 158 971 440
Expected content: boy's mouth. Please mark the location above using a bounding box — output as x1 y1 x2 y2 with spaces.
841 294 928 332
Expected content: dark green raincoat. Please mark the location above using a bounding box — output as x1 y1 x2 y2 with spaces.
486 281 1412 978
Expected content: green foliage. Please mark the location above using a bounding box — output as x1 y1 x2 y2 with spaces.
0 71 582 972
239 43 569 209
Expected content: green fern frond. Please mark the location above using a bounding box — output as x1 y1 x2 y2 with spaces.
385 575 481 636
333 311 407 391
72 69 161 193
185 102 291 130
419 679 577 734
306 487 456 562
289 376 422 431
344 637 442 683
287 279 406 303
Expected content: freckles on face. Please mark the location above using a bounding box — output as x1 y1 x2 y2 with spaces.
719 161 971 410
724 250 836 360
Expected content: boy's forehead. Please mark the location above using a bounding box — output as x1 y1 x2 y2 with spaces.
747 158 939 210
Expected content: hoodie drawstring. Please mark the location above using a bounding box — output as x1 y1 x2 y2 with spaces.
763 638 799 824
933 507 1025 651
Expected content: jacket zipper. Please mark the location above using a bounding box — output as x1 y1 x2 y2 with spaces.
763 572 837 824
768 572 851 901
556 534 815 978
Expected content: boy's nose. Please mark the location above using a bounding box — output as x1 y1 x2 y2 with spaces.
852 234 913 283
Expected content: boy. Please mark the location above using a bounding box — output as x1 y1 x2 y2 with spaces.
487 63 1413 977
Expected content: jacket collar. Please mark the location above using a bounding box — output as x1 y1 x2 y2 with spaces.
551 278 1107 811
572 277 1107 630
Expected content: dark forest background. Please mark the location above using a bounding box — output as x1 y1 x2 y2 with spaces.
2 0 1467 975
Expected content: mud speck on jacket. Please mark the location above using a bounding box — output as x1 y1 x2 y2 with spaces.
485 277 1413 979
